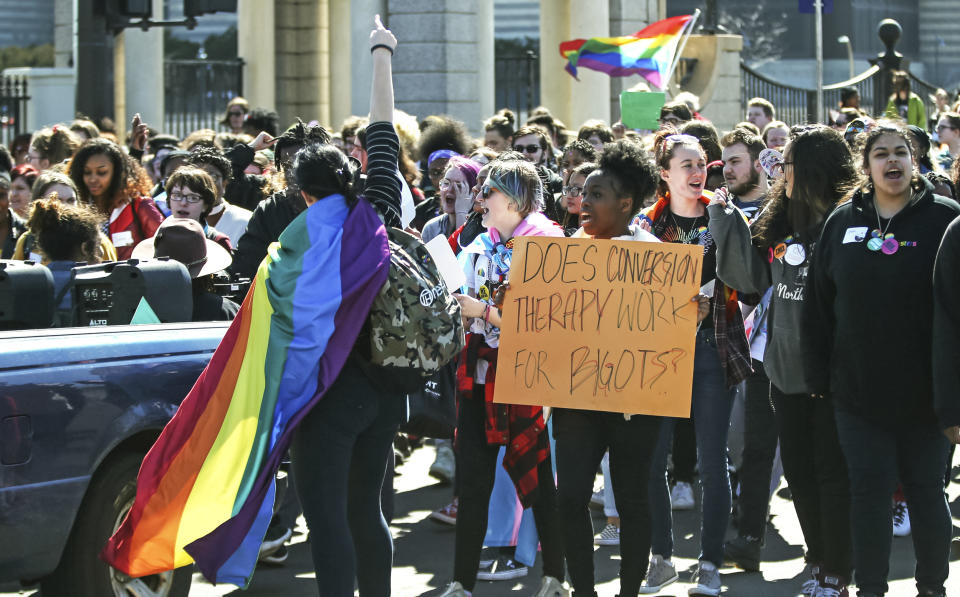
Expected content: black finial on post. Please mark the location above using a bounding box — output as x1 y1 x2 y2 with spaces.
877 19 903 71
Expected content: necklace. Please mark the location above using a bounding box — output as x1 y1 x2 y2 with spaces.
867 209 899 255
668 211 707 245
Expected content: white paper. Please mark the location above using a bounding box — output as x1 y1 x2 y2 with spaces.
425 235 467 291
842 226 868 244
398 171 415 229
700 279 716 298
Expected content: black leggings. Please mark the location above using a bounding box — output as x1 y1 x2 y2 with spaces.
555 408 660 597
453 391 564 590
291 360 403 597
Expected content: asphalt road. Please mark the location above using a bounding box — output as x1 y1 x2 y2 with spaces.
4 444 960 596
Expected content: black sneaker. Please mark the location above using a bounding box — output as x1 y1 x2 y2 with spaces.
476 554 528 581
723 535 761 571
259 543 288 565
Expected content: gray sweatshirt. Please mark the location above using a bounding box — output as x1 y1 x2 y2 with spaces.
707 202 819 395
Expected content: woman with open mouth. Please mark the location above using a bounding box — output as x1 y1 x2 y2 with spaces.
636 129 752 597
421 156 480 244
805 121 960 597
440 159 566 597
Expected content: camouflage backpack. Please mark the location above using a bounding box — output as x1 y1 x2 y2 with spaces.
367 227 465 391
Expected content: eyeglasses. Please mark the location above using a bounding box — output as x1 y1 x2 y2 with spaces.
562 185 583 197
513 144 541 154
169 192 203 204
438 178 458 190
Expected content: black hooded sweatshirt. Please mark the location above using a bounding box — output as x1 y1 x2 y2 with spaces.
932 215 960 429
804 179 960 429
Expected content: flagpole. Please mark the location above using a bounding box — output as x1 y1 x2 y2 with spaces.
663 9 700 91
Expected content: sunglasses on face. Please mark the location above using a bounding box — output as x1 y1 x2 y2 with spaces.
513 144 541 154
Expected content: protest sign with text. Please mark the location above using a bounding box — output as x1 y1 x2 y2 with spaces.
493 236 701 417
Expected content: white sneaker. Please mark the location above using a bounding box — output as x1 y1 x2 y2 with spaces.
639 554 678 593
532 575 568 597
893 500 911 537
430 443 456 484
671 481 695 510
688 561 722 596
439 581 470 597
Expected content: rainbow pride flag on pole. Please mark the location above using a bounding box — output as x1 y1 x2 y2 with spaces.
102 194 390 587
559 14 695 89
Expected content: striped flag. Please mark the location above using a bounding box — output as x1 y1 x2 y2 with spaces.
560 14 695 89
102 194 390 587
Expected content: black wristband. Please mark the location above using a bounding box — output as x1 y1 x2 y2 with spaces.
370 44 394 55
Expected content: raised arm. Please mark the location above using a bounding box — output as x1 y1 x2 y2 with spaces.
362 15 402 227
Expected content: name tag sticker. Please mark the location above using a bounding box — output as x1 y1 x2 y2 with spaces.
112 230 134 247
842 227 868 244
28 252 44 263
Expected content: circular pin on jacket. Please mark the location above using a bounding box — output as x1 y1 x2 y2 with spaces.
785 243 806 265
881 237 899 255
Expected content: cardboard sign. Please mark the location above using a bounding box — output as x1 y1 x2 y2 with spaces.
493 237 702 417
620 91 666 130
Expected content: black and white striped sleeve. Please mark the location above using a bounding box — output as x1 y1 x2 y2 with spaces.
363 121 402 228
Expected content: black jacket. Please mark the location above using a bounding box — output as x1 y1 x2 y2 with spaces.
805 181 960 429
230 188 305 279
1 209 26 259
933 215 960 429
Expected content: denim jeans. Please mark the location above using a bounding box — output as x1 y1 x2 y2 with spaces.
555 408 661 597
834 408 951 595
648 328 736 567
452 389 564 590
735 360 778 540
771 387 851 578
291 359 404 597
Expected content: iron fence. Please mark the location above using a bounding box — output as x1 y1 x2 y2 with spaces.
0 74 28 149
164 59 243 139
495 51 539 125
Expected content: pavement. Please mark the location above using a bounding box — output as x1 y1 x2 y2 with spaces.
4 444 960 597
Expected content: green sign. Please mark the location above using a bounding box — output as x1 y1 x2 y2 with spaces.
620 91 666 130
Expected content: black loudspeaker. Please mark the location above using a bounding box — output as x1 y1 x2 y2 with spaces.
69 259 193 327
0 260 54 330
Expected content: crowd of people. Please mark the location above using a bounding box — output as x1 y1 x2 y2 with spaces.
3 16 960 597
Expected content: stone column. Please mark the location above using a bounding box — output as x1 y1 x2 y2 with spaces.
540 0 611 132
388 0 493 136
121 0 165 136
54 0 73 68
238 0 276 113
349 0 388 121
329 0 352 129
275 0 331 128
691 35 743 132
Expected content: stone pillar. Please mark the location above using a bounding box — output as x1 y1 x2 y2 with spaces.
275 0 331 128
688 35 743 132
54 0 73 68
238 0 276 113
329 0 352 129
388 0 493 135
540 0 611 132
121 0 164 136
608 0 660 122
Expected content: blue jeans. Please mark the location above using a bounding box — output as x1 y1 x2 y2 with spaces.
291 359 404 597
648 328 735 567
834 409 951 595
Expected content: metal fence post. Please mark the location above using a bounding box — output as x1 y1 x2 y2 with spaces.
871 19 903 117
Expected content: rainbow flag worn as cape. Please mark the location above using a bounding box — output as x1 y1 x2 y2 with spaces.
102 194 391 587
559 14 693 89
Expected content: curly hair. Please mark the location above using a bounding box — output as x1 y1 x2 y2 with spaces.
597 139 658 214
69 138 152 214
416 116 472 162
186 145 234 184
753 125 858 250
31 125 82 166
28 197 104 262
